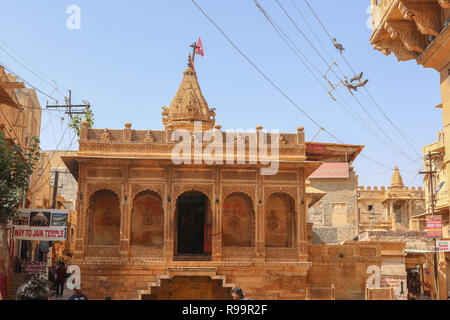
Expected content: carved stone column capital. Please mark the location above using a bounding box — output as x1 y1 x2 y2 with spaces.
384 21 426 53
398 0 441 36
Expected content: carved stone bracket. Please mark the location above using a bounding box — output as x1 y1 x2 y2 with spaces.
437 0 450 9
384 21 426 53
373 38 417 61
398 1 441 36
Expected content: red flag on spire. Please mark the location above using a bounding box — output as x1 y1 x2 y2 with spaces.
195 37 204 57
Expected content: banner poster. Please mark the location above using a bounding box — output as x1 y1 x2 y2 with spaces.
382 276 408 300
10 209 68 241
426 215 443 238
437 240 450 252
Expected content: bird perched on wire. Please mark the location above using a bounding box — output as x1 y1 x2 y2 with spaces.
350 72 363 83
332 38 345 54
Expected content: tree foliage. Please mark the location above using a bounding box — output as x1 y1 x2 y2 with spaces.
0 131 40 225
69 107 94 137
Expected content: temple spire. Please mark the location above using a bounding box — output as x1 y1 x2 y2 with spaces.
390 166 404 189
162 64 216 131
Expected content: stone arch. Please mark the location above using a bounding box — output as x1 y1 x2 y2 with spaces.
265 192 296 248
130 190 164 247
174 190 212 256
87 189 121 246
222 192 255 247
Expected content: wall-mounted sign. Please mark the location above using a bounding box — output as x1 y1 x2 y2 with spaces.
309 163 349 179
437 240 450 252
25 262 46 275
426 215 442 238
9 209 68 241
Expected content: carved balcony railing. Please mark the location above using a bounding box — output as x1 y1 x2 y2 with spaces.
222 247 256 261
129 246 164 260
265 248 298 261
85 246 119 258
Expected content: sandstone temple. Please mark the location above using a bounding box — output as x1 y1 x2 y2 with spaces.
62 63 408 300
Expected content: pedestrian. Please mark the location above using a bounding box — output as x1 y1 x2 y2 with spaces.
55 261 67 297
16 279 49 300
68 285 88 300
48 265 57 290
231 287 249 300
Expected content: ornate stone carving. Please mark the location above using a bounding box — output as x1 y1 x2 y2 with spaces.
263 186 298 204
221 185 256 203
144 130 155 143
131 184 165 201
173 184 213 201
278 134 287 145
373 38 417 61
437 0 450 9
384 21 426 53
87 183 121 201
100 129 111 142
85 246 119 257
398 1 441 36
266 248 298 261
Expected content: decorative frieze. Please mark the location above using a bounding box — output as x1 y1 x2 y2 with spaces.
398 1 441 36
373 38 417 61
384 21 426 53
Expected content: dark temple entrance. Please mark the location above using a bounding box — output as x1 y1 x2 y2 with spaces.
175 191 211 258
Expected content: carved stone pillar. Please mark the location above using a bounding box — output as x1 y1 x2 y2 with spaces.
212 167 222 261
256 171 265 261
164 166 174 261
119 166 129 260
298 168 307 259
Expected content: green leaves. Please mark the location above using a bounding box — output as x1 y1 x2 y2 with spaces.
0 130 40 225
69 107 94 137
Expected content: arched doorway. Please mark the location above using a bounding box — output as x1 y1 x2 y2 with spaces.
175 191 211 258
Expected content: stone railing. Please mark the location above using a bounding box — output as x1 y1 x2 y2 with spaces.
308 243 380 261
265 248 298 261
85 246 119 258
129 246 164 260
222 247 255 260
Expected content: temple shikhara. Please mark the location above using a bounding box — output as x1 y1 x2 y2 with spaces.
59 61 413 300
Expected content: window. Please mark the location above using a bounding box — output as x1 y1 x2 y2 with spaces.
368 205 373 211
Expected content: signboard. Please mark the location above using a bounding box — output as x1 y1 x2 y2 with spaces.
11 225 66 241
426 215 442 238
9 209 68 241
25 262 46 275
437 240 450 252
382 276 408 300
309 163 349 179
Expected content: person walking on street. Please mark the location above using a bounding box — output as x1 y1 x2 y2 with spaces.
231 287 249 300
55 261 66 297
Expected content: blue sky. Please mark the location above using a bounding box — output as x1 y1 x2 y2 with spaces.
0 0 442 187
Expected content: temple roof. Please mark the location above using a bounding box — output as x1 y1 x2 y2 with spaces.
162 67 216 131
390 166 404 189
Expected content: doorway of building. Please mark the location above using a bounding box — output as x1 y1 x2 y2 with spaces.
175 191 211 258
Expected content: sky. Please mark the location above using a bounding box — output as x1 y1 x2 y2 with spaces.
0 0 442 187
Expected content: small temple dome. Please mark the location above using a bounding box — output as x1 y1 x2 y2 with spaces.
390 166 404 188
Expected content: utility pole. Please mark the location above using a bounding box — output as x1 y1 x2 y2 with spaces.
419 151 440 299
51 170 60 209
45 90 90 119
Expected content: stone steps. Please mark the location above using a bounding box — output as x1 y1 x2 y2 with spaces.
7 273 27 300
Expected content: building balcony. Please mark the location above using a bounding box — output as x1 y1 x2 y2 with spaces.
369 0 450 71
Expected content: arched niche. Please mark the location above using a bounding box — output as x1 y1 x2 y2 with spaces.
222 192 255 247
265 192 296 248
87 189 121 246
130 190 164 247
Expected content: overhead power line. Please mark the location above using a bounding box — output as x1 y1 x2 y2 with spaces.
191 0 403 171
301 0 422 156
